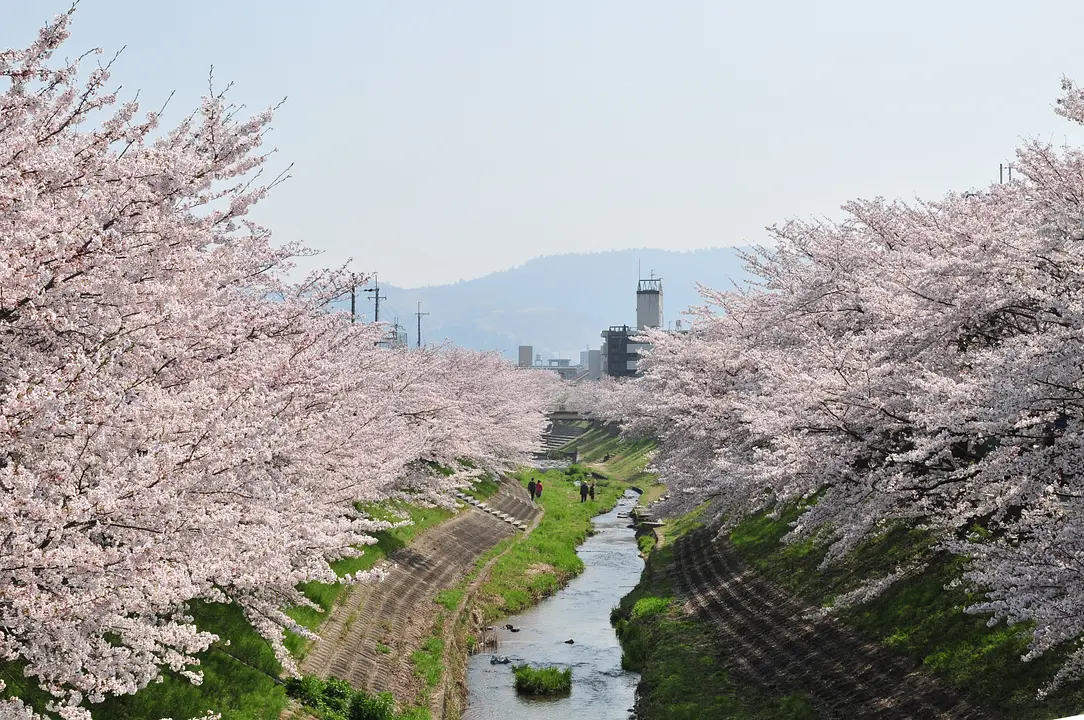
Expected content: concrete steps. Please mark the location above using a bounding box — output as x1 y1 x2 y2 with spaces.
455 477 541 531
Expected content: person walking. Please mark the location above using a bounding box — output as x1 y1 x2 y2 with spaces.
589 481 596 500
527 478 537 502
580 481 589 502
535 480 543 499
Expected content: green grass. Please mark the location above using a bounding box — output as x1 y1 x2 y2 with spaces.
462 475 501 502
629 595 671 620
570 430 656 482
285 502 453 658
728 505 1084 719
405 622 443 718
412 634 444 692
659 500 708 545
637 479 667 506
284 674 408 720
90 601 288 720
1 607 286 720
434 588 464 612
511 665 572 696
472 465 633 621
611 544 818 720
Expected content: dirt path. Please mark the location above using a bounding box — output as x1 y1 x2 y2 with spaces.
672 530 986 720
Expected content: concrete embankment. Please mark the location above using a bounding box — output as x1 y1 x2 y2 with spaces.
301 480 541 708
670 530 979 719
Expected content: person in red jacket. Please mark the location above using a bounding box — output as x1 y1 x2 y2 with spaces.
535 480 543 499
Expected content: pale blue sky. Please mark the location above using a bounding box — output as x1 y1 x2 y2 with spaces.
7 1 1084 287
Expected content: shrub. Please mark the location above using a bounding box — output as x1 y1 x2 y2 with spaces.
512 664 572 695
631 596 670 620
285 675 399 720
349 690 396 720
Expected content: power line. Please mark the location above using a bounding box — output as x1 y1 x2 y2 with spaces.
414 301 427 349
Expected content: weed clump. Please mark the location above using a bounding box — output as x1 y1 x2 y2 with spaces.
511 664 572 696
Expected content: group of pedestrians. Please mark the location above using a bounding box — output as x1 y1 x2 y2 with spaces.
524 477 595 503
527 477 543 501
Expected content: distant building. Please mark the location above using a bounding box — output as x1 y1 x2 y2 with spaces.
377 324 408 349
636 277 663 329
518 345 533 368
601 325 638 377
601 276 666 378
587 349 602 380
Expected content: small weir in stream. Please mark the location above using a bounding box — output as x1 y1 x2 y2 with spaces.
465 489 644 720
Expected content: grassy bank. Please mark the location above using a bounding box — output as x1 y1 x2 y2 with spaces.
612 521 817 720
728 507 1084 719
562 427 656 483
471 465 631 621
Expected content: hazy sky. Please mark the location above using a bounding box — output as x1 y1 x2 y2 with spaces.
8 1 1084 287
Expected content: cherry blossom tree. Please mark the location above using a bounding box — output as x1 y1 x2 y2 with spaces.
605 79 1084 690
0 11 554 719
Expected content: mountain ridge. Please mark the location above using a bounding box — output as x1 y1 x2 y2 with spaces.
352 248 752 359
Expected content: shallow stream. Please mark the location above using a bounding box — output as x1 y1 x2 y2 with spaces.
464 490 643 720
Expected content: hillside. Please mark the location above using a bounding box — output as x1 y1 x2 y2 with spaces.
353 248 751 359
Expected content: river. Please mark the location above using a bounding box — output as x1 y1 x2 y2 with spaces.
464 490 643 720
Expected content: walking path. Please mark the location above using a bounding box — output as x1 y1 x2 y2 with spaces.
300 480 540 702
672 530 986 720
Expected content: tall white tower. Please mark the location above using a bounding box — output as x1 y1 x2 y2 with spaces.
636 277 663 330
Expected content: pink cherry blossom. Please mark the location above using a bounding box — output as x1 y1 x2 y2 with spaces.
602 77 1084 693
0 11 555 718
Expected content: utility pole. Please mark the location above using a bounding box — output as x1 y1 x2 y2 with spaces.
415 301 429 349
363 273 387 323
349 272 358 324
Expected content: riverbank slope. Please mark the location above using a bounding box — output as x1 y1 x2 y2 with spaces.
615 502 1084 719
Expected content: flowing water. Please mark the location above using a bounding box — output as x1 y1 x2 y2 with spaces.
465 490 643 720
